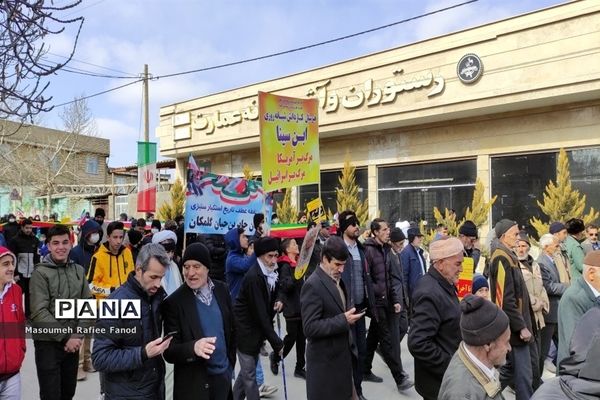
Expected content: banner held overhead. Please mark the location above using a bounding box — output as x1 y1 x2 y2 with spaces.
137 141 157 212
259 92 319 192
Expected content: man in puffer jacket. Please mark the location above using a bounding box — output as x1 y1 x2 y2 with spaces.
0 246 25 399
92 244 172 400
87 221 135 299
8 218 39 318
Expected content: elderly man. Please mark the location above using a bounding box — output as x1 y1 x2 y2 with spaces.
557 250 600 369
564 218 586 280
549 221 571 284
582 224 599 254
532 305 600 399
233 237 284 400
408 237 463 400
488 219 535 400
537 233 569 374
92 244 173 400
301 236 363 400
162 243 236 400
439 295 511 400
458 220 481 272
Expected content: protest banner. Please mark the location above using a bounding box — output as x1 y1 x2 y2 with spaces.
184 155 269 235
259 92 319 192
457 257 475 300
306 197 326 223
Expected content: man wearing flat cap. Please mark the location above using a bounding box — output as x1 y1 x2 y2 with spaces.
439 295 511 400
488 219 535 400
408 237 463 400
564 218 586 280
557 250 600 369
458 220 481 273
233 236 284 400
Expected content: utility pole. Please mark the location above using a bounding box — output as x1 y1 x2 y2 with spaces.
142 64 150 142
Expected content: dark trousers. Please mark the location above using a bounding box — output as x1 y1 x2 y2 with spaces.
351 316 366 396
539 322 558 370
16 277 30 318
208 370 232 400
282 318 306 371
500 342 535 400
34 340 79 400
531 332 542 390
364 308 405 384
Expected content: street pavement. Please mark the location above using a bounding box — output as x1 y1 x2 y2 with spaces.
21 321 548 400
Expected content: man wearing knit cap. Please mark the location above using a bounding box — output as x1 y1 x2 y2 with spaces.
564 218 586 280
439 295 511 400
557 250 600 369
488 219 535 400
458 220 481 273
162 243 236 400
408 237 464 400
549 221 571 285
233 236 284 400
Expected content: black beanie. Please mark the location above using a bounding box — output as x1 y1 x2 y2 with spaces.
460 295 509 346
254 236 279 257
390 227 406 242
459 220 478 238
182 243 212 269
128 229 143 246
338 210 359 236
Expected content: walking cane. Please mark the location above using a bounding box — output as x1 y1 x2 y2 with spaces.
275 312 289 400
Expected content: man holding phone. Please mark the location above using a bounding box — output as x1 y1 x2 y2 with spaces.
301 236 363 400
92 244 172 400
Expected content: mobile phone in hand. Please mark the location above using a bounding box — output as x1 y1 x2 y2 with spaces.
355 308 367 314
159 331 177 344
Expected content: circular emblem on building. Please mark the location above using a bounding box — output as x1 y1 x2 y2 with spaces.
457 54 483 84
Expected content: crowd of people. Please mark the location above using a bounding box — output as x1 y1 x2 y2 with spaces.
0 207 599 400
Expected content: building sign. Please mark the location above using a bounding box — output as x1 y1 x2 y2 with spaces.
457 54 483 84
173 68 446 136
259 92 320 192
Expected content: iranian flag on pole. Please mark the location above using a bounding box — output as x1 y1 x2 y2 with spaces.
137 141 157 212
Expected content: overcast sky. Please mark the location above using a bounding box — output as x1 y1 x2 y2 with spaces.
41 0 563 167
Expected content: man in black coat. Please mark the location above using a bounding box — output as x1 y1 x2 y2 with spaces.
9 217 39 318
408 237 464 400
162 243 236 400
301 236 363 400
233 237 284 400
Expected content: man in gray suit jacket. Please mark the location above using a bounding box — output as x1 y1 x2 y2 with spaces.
537 234 569 374
557 251 600 368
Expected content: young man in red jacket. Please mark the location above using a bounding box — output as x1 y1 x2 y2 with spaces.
0 246 26 399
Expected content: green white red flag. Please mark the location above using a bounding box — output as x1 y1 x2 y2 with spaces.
137 142 157 212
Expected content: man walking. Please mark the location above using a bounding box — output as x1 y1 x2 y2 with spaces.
408 237 463 400
301 236 363 400
29 225 92 400
8 218 39 318
488 219 535 400
232 237 284 400
92 244 173 400
362 218 413 392
564 218 586 280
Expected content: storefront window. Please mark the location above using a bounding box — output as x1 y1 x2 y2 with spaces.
298 169 367 217
491 153 556 228
378 160 476 225
568 147 600 216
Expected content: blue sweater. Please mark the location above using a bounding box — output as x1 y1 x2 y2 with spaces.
195 297 229 375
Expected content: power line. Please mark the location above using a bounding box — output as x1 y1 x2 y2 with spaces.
154 0 478 80
52 79 143 108
46 51 138 77
51 0 478 108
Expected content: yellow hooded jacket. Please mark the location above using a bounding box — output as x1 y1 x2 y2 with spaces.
87 243 134 299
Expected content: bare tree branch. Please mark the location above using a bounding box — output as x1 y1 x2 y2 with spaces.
0 0 84 122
